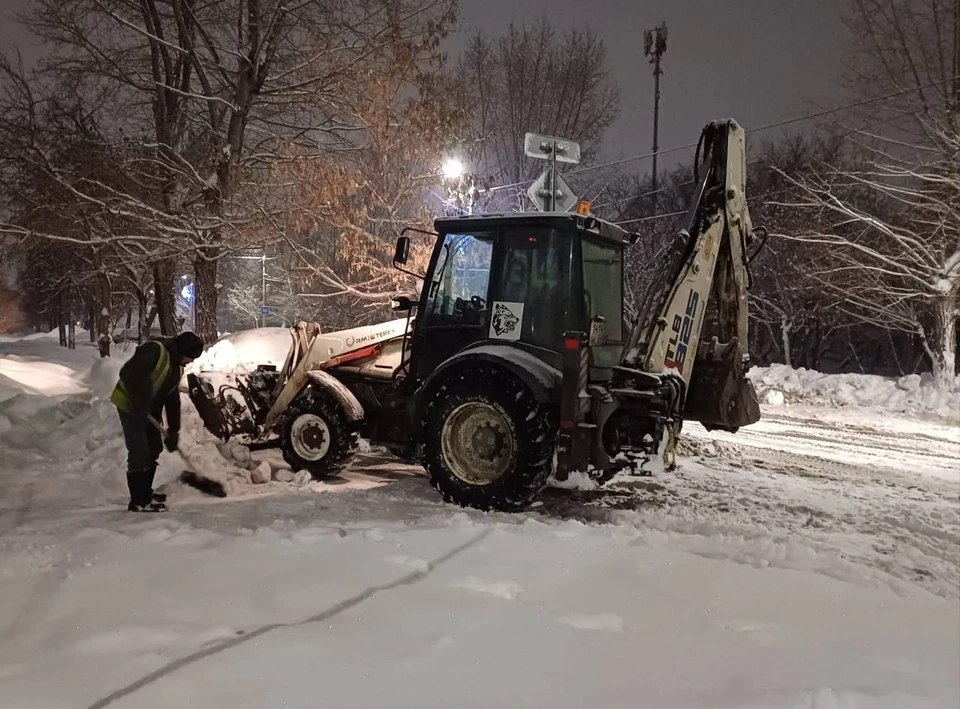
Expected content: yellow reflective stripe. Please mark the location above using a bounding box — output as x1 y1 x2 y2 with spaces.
151 342 170 393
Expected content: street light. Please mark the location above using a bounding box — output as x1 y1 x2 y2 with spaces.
442 157 464 180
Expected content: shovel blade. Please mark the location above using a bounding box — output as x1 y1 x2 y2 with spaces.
684 337 760 431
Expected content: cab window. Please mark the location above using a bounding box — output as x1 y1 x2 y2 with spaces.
425 231 494 327
491 228 570 350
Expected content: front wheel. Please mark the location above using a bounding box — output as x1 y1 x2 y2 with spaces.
422 366 556 511
281 388 359 479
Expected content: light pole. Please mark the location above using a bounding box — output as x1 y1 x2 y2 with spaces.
232 252 278 327
260 254 267 328
644 21 668 211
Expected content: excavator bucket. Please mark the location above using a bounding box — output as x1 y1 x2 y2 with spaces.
187 373 232 441
683 337 760 432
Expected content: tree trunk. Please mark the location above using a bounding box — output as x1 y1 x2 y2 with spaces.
926 295 958 386
57 293 66 347
89 304 97 341
887 330 904 376
68 308 76 350
194 255 218 343
780 318 792 367
137 290 151 344
153 259 179 336
145 305 158 333
125 307 132 330
97 272 112 358
847 331 865 374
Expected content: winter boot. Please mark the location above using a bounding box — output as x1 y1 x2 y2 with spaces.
127 468 165 512
146 465 166 503
127 500 167 513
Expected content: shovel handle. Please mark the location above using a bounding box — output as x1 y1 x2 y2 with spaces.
147 415 167 436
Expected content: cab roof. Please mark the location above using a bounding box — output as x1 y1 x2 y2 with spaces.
433 211 632 246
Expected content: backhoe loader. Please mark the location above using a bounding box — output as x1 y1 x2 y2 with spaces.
188 118 762 511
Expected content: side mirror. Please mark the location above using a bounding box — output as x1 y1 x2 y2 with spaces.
391 295 416 312
393 236 410 266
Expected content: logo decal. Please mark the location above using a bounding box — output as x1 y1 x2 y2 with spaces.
664 290 699 374
489 301 524 341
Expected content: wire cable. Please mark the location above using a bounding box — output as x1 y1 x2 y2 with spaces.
482 75 960 194
612 189 791 226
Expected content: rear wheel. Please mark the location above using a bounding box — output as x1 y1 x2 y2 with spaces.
281 388 359 479
422 366 556 511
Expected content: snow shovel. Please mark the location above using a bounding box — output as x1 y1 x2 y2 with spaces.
147 415 227 498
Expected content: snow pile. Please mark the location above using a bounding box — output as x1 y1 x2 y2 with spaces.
676 434 743 461
189 327 291 374
0 341 99 402
0 327 87 343
750 364 960 420
87 354 125 399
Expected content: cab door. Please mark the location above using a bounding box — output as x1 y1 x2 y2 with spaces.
410 229 496 379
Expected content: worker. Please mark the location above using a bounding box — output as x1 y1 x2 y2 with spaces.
110 331 204 512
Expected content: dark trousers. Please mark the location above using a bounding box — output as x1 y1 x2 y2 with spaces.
118 410 163 504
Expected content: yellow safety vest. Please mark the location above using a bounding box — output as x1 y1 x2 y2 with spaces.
110 341 174 413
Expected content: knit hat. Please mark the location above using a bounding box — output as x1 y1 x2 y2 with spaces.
175 331 204 359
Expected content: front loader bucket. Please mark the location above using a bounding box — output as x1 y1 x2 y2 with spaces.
684 338 760 432
186 373 231 441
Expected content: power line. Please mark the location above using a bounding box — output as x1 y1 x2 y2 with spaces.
591 179 697 211
614 209 687 226
482 75 960 195
612 188 791 227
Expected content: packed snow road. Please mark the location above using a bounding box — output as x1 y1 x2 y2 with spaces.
0 336 958 708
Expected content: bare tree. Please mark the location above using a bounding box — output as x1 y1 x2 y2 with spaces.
225 282 263 329
0 66 175 354
456 18 621 210
842 0 960 146
776 146 960 384
763 0 960 383
7 0 458 343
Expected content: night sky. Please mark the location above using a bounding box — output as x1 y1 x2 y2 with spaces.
0 0 851 171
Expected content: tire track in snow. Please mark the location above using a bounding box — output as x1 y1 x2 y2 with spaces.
540 412 959 598
84 528 492 709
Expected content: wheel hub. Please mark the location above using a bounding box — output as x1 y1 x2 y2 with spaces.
470 421 505 463
441 401 514 486
290 414 331 461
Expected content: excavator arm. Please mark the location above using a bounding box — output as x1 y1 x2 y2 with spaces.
623 119 761 431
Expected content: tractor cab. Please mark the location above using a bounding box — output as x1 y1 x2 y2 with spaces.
393 212 632 384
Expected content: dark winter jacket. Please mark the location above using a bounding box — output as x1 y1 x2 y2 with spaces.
112 338 183 432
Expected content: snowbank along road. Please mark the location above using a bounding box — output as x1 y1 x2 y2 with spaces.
0 334 958 708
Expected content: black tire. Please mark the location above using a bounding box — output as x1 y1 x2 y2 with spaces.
280 387 359 479
422 365 557 512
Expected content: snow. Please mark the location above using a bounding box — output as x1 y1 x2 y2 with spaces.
188 319 408 377
547 469 600 490
934 277 953 293
750 363 960 421
1 334 958 708
558 612 625 632
1 515 957 709
189 326 291 374
450 575 523 600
